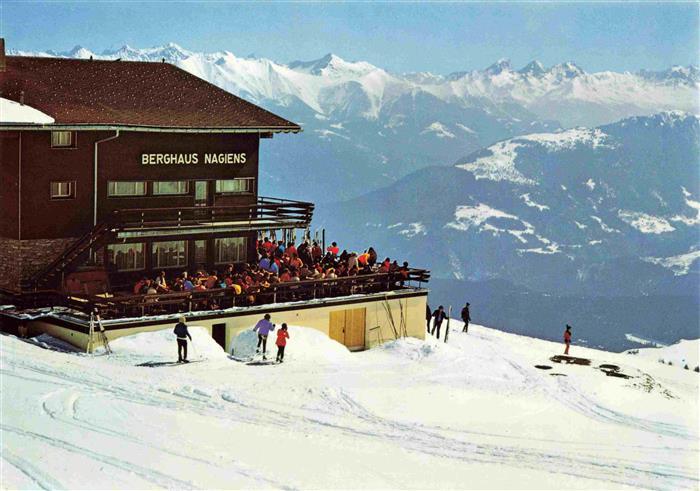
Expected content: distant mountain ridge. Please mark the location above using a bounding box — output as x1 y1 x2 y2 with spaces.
314 111 700 297
10 43 698 203
12 43 698 125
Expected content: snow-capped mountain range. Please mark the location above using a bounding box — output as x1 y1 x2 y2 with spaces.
316 111 700 296
12 43 697 125
10 43 698 201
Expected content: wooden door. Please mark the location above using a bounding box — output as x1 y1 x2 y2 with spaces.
329 310 345 344
328 308 366 350
344 308 366 350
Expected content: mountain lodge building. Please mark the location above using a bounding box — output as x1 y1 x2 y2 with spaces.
0 39 429 352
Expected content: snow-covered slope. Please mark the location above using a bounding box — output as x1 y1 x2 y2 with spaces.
1 324 698 489
629 339 700 370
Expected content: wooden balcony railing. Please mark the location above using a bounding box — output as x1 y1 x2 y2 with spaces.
116 197 314 234
18 269 430 321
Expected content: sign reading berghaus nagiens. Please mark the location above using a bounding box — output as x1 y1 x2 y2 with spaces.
140 153 247 165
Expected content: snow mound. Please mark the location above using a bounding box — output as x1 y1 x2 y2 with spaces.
232 325 352 364
107 326 226 363
373 336 462 362
28 333 83 353
231 329 261 359
629 339 700 369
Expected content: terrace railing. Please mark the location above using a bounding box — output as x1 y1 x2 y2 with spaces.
116 197 314 235
50 269 430 320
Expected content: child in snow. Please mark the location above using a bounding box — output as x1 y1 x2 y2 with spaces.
276 324 290 363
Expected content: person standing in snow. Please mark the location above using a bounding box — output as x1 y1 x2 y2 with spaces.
461 302 471 333
173 316 192 363
564 324 572 355
253 313 275 360
426 304 432 332
276 323 290 363
431 305 447 339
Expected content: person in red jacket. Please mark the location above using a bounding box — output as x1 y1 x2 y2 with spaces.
326 241 339 256
564 324 572 354
276 323 290 363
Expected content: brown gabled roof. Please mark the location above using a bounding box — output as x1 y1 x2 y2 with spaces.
0 56 301 131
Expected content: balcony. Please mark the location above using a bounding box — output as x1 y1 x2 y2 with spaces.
113 196 315 239
21 196 314 291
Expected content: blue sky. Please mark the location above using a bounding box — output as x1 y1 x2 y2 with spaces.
2 2 698 74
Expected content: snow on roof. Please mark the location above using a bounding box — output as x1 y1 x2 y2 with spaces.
0 97 55 124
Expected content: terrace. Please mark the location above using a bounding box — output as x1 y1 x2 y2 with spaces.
16 268 430 320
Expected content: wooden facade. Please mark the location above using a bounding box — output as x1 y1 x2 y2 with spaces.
0 53 309 293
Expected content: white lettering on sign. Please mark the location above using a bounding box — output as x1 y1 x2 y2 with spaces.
140 153 247 165
204 153 247 164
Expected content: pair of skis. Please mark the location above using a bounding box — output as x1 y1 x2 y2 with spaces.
87 312 112 355
246 351 280 366
444 306 451 343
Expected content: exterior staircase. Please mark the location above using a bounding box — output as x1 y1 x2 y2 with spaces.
21 220 117 292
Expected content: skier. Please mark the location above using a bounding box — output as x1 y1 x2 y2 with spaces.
276 323 290 363
564 324 572 355
461 302 471 333
173 316 192 363
253 313 275 360
431 305 447 339
425 304 432 332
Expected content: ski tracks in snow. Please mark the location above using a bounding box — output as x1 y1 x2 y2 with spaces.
2 333 698 490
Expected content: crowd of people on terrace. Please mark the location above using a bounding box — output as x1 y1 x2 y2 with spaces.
131 239 413 305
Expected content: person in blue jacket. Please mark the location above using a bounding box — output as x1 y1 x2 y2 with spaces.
173 316 192 363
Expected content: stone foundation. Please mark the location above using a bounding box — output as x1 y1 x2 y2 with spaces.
0 237 79 291
0 238 22 292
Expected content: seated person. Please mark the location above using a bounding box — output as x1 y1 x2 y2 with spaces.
183 277 195 291
205 272 219 289
133 277 147 295
154 271 169 292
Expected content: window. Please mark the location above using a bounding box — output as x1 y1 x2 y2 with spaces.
50 181 75 199
194 240 207 265
106 243 145 271
51 131 75 148
215 237 248 263
215 178 253 194
108 181 146 197
152 240 187 268
153 181 189 195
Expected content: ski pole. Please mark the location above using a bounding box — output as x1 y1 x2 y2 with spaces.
190 337 199 360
